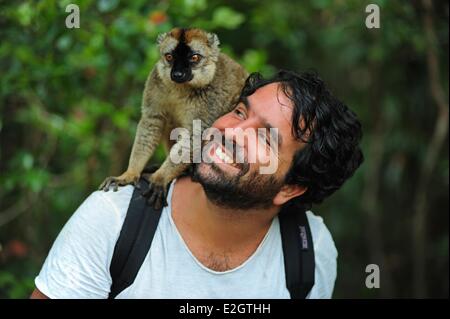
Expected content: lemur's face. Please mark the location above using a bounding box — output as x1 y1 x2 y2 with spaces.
156 28 220 88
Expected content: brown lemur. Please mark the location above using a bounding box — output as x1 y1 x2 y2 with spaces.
99 27 248 209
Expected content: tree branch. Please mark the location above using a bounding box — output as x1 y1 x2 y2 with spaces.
0 193 37 227
412 0 449 298
361 64 395 298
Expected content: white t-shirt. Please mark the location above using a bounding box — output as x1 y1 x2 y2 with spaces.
35 179 338 299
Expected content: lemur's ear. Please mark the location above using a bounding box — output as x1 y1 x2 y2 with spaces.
157 32 169 45
206 32 220 48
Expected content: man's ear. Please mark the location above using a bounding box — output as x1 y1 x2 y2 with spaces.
273 184 307 206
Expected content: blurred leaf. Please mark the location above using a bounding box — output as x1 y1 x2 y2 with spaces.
212 7 245 29
241 49 267 73
97 0 120 13
21 153 34 170
17 2 34 26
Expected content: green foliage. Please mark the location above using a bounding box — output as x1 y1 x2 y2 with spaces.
0 0 448 298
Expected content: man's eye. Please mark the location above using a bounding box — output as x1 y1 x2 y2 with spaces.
234 108 246 119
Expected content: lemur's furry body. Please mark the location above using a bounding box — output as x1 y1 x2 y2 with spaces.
100 28 248 208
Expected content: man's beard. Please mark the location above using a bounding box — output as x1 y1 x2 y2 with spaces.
191 161 285 210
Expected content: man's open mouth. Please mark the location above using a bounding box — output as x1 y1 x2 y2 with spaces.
208 141 246 171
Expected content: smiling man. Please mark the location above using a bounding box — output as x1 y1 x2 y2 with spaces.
31 70 363 299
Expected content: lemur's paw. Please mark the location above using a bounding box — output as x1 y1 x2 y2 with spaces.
99 172 140 192
141 173 169 210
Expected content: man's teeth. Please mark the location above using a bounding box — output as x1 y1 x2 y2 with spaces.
215 146 234 164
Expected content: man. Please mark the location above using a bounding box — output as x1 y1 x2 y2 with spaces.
31 70 363 299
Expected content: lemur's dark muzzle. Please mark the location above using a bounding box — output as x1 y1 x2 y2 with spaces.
171 70 191 83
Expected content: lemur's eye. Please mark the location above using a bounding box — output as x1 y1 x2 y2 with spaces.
190 54 202 63
165 53 173 62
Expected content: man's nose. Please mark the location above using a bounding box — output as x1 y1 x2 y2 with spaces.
213 110 261 134
218 118 260 145
230 117 260 131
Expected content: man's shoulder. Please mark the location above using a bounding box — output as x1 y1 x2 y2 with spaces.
64 186 135 236
33 185 137 299
92 186 135 220
304 211 338 298
305 211 338 257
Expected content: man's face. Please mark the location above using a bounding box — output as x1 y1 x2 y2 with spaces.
193 83 306 210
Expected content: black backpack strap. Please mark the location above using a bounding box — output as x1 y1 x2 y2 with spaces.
108 178 163 299
279 207 315 299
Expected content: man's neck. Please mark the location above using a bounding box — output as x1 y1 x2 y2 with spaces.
171 176 279 254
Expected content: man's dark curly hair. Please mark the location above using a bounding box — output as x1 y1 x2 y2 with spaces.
239 70 364 211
